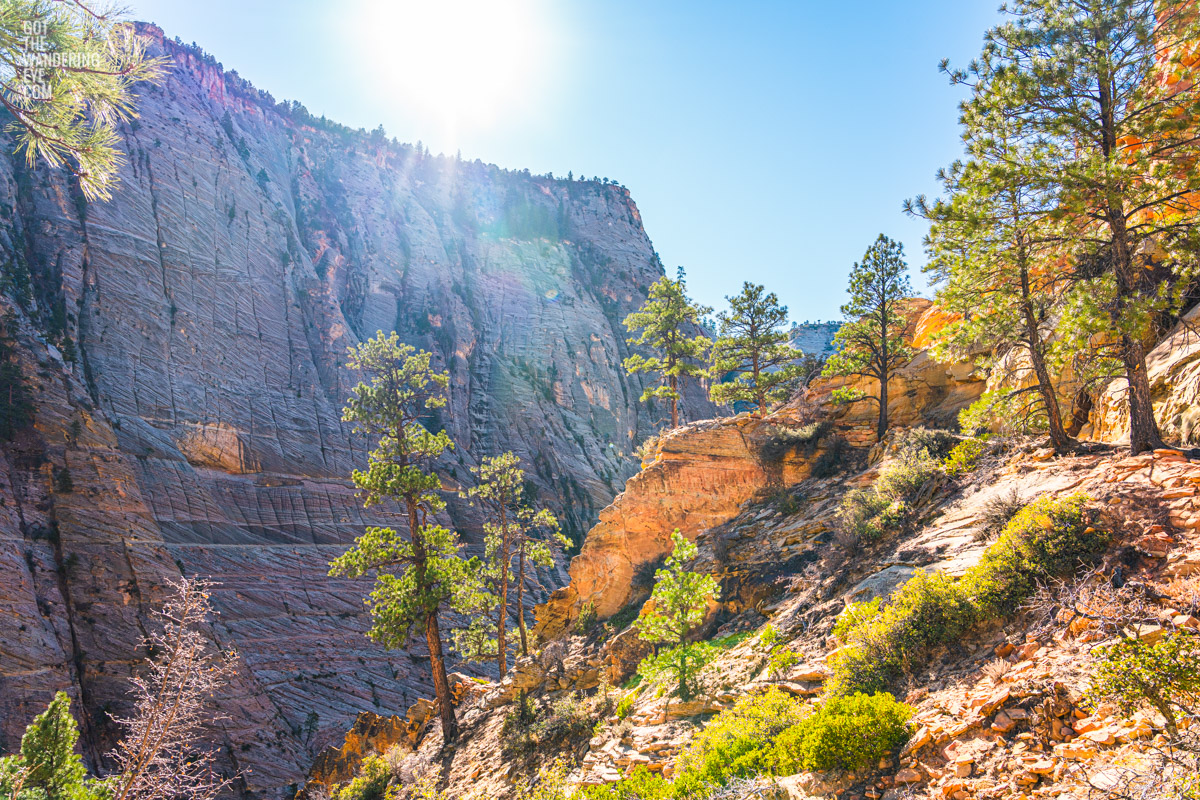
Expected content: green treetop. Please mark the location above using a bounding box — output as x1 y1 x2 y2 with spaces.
0 691 109 800
0 0 169 200
909 104 1075 452
634 530 721 701
329 331 483 744
708 282 804 415
623 268 711 430
821 235 914 442
458 451 566 675
949 0 1200 453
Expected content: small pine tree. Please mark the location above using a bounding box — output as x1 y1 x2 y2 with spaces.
708 282 803 414
0 692 108 800
822 235 914 442
458 452 566 675
329 331 483 744
634 530 721 701
623 268 711 429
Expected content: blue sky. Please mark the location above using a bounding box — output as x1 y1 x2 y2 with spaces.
125 0 1003 323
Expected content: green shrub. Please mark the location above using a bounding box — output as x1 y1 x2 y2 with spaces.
615 691 637 720
810 434 848 479
679 688 810 787
963 494 1107 617
832 597 881 641
895 427 959 460
875 446 940 500
772 692 911 772
942 437 987 477
580 688 912 798
1088 633 1200 734
756 625 779 651
766 647 800 679
760 421 831 463
830 494 1106 695
333 754 392 800
607 602 642 633
575 601 599 635
836 488 901 544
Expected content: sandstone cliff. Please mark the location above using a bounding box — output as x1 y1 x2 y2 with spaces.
0 26 711 798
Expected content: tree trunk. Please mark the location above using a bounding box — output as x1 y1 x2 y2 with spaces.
497 507 509 677
425 611 458 744
1018 257 1071 452
516 545 529 656
751 352 763 415
669 374 679 429
408 497 457 744
1122 333 1164 454
876 373 888 443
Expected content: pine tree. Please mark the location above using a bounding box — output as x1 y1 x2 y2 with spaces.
949 0 1200 453
623 268 711 429
822 235 914 441
908 108 1075 451
329 331 480 744
0 1 168 199
0 692 107 800
708 282 803 414
634 530 721 701
458 452 565 675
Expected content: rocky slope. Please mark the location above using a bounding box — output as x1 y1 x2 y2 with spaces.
310 401 1200 800
0 25 712 798
305 300 1200 800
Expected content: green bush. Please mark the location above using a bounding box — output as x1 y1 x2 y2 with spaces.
760 421 831 463
875 446 940 500
766 647 800 679
836 488 902 544
830 494 1106 695
942 437 987 477
679 688 810 787
333 754 392 800
756 625 779 650
1088 633 1200 734
810 434 848 479
578 688 912 798
575 601 599 635
832 597 881 641
615 691 637 721
963 494 1107 617
772 692 911 772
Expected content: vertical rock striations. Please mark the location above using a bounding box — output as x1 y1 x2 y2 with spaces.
0 26 711 797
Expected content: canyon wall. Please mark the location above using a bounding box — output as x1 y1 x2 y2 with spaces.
0 26 711 798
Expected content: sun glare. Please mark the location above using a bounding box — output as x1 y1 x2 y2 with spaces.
352 0 553 141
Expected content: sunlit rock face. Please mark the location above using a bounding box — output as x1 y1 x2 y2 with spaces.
0 27 711 798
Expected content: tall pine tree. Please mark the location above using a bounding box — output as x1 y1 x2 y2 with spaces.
908 108 1075 451
822 235 914 442
329 331 482 744
708 282 803 415
623 268 711 429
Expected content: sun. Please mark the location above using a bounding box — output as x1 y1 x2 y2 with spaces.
352 0 554 139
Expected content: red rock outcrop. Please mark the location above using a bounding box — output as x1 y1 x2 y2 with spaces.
535 406 830 638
